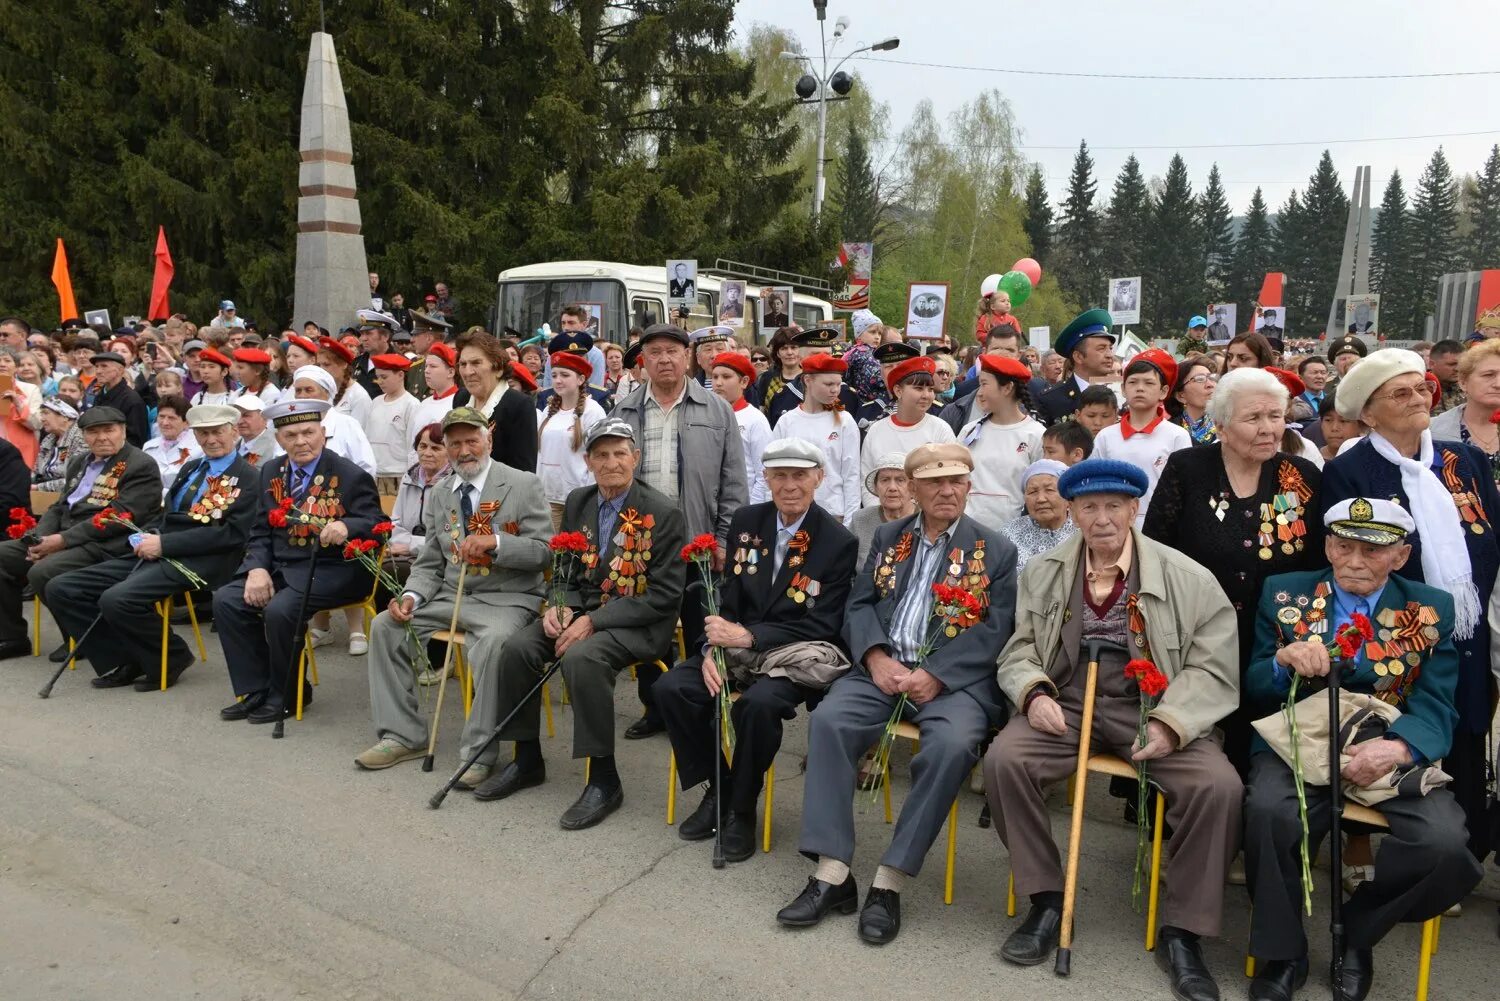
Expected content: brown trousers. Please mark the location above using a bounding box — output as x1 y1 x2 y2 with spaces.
983 681 1242 937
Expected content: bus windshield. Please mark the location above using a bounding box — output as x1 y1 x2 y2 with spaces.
496 280 629 345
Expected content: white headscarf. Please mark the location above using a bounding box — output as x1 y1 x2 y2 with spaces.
291 364 337 399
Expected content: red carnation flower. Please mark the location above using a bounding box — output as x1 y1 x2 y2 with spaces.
372 520 394 537
680 533 718 562
90 507 116 531
1348 612 1374 642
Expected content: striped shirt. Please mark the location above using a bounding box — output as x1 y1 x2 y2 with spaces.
887 518 952 664
638 382 687 502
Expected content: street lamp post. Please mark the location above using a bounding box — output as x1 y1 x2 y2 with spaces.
782 4 898 222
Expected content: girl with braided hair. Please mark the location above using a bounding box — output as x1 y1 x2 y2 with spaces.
958 354 1045 529
536 351 606 529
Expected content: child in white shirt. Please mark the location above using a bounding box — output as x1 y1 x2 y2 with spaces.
769 352 860 524
1091 348 1190 524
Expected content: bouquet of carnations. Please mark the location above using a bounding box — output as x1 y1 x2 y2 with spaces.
680 533 734 751
92 507 206 589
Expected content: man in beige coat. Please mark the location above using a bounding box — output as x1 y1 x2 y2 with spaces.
985 459 1241 1001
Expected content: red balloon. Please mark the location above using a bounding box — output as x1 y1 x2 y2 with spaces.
1013 257 1042 287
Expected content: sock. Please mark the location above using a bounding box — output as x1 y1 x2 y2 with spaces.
513 739 543 771
814 857 851 885
1031 890 1063 909
872 865 908 893
589 754 620 787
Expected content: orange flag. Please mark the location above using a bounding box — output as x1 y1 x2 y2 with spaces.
51 238 78 324
149 226 174 320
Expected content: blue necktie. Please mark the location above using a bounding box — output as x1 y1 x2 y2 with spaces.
460 484 475 536
174 461 211 513
292 467 309 498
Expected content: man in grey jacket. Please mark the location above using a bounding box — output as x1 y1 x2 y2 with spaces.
608 322 747 737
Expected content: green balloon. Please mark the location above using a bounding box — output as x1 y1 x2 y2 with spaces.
1000 270 1033 307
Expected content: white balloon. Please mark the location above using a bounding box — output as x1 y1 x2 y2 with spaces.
980 273 1002 297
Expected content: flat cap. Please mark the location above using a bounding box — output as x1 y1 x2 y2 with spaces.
77 406 126 428
186 404 240 429
639 323 689 348
761 438 824 470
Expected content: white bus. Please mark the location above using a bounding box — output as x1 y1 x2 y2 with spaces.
493 260 834 345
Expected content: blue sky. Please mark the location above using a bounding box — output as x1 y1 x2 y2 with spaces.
734 0 1500 212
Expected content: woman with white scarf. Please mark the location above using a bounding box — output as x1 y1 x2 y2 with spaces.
1320 349 1499 863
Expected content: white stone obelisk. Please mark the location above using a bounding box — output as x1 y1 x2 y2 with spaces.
293 31 370 333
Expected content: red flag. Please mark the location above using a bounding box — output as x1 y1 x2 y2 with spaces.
51 238 79 324
1257 273 1285 308
149 226 174 320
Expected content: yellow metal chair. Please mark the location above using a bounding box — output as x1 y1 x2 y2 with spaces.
1244 802 1442 1001
433 628 553 732
154 591 209 690
294 548 385 719
872 721 965 905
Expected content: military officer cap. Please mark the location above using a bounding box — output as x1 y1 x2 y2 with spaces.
408 309 451 333
1054 308 1117 356
1328 334 1369 362
1324 497 1415 547
549 329 594 355
356 309 399 332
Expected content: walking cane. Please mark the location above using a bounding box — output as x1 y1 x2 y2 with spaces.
1328 657 1348 1000
429 657 566 809
272 541 322 739
1055 637 1130 976
38 558 145 699
421 561 469 772
712 684 726 869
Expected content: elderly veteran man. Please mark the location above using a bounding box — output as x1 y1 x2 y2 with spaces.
469 418 687 829
985 458 1241 1001
776 442 1017 945
1242 498 1481 1001
357 407 551 773
0 406 164 660
47 405 258 690
212 398 384 724
85 350 151 446
656 437 859 862
609 322 746 739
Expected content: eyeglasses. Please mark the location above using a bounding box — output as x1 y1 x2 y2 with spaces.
1369 385 1428 406
1184 374 1215 386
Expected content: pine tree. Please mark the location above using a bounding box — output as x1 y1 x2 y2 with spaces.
1370 171 1411 330
1054 140 1104 306
1101 155 1151 287
1405 147 1462 337
834 130 887 245
1272 189 1308 328
1229 187 1275 312
1145 154 1200 336
1022 165 1053 264
1466 144 1500 268
1198 164 1234 302
1295 151 1350 333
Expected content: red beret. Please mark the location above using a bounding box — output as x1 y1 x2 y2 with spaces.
886 355 935 393
801 352 848 376
977 353 1033 383
232 348 272 365
426 342 456 367
711 351 756 382
1265 366 1305 399
1423 370 1441 409
509 361 538 392
318 336 355 364
1133 348 1178 388
550 351 592 378
198 348 232 368
372 353 412 371
285 334 319 355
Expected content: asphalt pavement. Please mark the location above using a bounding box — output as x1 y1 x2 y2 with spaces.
0 616 1495 1001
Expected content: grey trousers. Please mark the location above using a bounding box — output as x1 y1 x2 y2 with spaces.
1244 752 1482 958
367 599 536 767
493 619 636 761
797 670 989 876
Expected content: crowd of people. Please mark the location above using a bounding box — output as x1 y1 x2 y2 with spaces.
1 285 1497 1001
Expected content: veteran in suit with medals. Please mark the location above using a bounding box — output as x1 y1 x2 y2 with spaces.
469 418 687 830
1242 498 1482 1001
776 442 1017 945
656 438 859 862
0 406 164 660
356 407 552 775
48 405 258 690
212 398 384 724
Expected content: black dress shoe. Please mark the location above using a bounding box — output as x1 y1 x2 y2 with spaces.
1000 901 1063 965
246 700 287 724
560 782 623 829
1155 927 1220 1001
776 874 859 927
91 666 143 689
220 691 266 720
623 716 666 740
1250 957 1308 1001
0 638 31 660
47 641 72 663
858 887 901 945
721 811 756 863
133 657 193 692
1333 946 1374 1001
472 760 547 802
678 788 718 841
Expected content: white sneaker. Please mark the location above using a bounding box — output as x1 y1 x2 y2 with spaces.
1227 854 1247 886
417 663 452 686
348 632 368 656
1443 901 1462 917
309 627 332 649
354 738 423 770
1342 863 1375 893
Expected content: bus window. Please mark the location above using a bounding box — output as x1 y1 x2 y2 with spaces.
792 302 824 330
631 296 665 329
497 280 627 344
